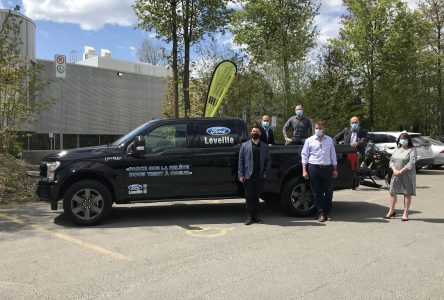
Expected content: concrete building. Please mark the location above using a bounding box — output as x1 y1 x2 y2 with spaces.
25 57 167 150
0 9 169 151
0 8 36 61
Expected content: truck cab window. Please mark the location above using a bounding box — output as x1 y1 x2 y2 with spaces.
144 124 187 153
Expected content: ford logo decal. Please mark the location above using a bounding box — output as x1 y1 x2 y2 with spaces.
206 126 231 135
128 184 143 191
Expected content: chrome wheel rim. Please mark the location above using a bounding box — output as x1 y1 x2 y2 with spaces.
71 188 104 221
290 183 314 212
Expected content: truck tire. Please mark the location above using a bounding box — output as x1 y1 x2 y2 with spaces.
280 177 316 217
63 180 113 226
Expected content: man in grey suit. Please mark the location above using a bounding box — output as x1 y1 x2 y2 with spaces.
333 116 368 161
238 125 272 225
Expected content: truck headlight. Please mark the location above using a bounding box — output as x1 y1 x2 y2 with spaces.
46 161 60 181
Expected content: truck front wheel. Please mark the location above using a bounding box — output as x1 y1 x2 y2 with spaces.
280 177 316 217
63 180 112 226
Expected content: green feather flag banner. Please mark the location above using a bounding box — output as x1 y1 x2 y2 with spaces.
204 60 237 117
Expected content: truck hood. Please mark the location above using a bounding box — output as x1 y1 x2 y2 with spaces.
42 146 123 162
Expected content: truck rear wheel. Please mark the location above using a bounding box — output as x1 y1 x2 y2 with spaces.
63 180 112 226
280 177 316 217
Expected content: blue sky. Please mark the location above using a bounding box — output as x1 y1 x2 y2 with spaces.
0 0 418 64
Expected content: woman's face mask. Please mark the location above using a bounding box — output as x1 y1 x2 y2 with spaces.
399 139 408 146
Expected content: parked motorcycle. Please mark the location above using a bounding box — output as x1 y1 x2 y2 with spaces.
356 142 393 188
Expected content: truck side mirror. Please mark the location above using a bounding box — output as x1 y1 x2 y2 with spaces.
132 135 146 156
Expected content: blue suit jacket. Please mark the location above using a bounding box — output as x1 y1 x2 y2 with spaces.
238 140 272 179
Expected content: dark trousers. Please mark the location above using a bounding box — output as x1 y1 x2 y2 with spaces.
244 177 263 219
308 164 333 216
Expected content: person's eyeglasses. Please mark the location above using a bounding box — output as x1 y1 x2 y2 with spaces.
351 122 359 124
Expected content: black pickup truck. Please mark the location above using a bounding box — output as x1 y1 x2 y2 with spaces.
37 117 359 225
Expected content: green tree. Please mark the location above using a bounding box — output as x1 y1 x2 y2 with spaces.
0 7 49 153
231 0 319 113
304 46 365 135
419 0 444 135
134 0 233 117
332 0 424 130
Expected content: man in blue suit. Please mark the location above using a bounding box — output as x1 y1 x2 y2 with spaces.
238 125 272 225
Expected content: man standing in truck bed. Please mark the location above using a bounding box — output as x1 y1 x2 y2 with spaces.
283 104 313 145
238 125 272 225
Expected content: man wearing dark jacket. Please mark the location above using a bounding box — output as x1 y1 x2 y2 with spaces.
283 104 313 145
260 115 275 145
333 116 368 159
238 126 272 225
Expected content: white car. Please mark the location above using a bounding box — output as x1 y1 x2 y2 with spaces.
423 136 444 168
367 132 434 171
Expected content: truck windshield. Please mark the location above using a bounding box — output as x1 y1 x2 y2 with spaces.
110 122 153 147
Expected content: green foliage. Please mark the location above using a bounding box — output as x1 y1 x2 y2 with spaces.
231 0 319 110
418 0 444 135
232 0 318 65
140 0 443 136
303 46 366 135
133 0 234 116
328 0 426 131
0 7 50 154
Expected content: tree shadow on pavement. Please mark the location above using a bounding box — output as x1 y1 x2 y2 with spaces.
0 203 62 234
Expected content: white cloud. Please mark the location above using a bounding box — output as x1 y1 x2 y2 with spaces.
214 32 247 52
129 46 135 51
227 1 243 10
22 0 136 30
319 0 344 15
314 0 418 45
315 0 346 45
0 1 4 9
405 0 418 10
315 14 343 45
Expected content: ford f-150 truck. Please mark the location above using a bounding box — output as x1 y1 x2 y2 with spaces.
37 117 359 225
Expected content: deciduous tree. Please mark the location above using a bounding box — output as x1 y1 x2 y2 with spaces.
0 7 49 153
231 0 319 113
134 0 233 117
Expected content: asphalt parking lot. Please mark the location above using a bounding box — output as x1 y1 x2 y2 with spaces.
1 168 444 299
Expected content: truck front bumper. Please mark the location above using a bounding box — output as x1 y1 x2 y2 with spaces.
36 180 59 203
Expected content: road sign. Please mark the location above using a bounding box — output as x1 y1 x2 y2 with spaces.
55 54 66 78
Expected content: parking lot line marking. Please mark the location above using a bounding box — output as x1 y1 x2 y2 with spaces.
0 213 131 261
